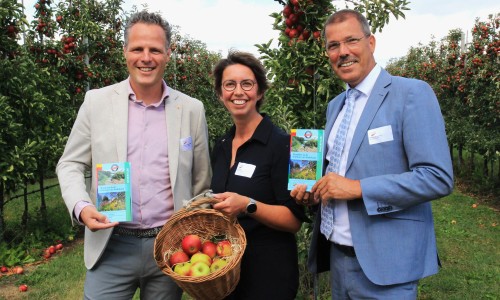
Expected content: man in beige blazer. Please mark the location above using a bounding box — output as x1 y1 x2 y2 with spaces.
56 11 211 299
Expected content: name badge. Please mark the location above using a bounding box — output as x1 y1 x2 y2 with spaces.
234 162 256 178
368 125 393 145
180 136 193 151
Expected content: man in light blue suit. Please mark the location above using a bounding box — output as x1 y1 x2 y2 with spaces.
291 9 454 299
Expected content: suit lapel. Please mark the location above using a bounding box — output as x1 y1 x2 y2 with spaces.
165 90 181 190
112 81 129 162
346 70 391 171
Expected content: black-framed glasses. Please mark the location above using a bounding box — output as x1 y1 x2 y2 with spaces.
222 80 256 91
326 35 370 52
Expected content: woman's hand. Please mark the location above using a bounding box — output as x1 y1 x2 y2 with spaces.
212 192 249 218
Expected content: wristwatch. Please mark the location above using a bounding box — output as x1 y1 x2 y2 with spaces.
246 198 257 214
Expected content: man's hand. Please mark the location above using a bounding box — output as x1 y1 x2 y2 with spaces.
311 172 362 205
80 206 119 232
290 184 318 206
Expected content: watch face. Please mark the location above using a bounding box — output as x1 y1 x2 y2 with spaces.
247 203 257 214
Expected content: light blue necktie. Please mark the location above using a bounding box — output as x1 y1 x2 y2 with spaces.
320 88 360 239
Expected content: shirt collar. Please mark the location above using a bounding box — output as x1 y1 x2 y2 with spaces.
126 77 170 107
223 114 273 145
346 63 382 97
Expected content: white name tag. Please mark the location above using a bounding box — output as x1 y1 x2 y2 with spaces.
234 162 256 178
368 125 393 145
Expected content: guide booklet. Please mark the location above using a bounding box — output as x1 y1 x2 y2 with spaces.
96 162 132 222
288 129 324 192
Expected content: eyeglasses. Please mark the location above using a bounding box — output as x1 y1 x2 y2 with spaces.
222 80 256 91
326 35 370 53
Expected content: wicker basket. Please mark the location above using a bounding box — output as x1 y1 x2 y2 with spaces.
154 197 247 300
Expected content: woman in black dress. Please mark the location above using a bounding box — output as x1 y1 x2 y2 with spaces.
211 50 309 300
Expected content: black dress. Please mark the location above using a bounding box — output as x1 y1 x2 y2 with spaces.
210 115 309 300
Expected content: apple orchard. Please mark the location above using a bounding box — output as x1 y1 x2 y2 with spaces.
0 0 498 296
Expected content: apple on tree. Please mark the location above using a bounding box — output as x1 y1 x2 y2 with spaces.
181 234 202 256
190 261 210 277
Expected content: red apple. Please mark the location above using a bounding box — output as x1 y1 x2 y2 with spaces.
0 266 8 273
216 240 232 257
14 266 24 274
48 245 56 254
43 249 52 259
201 241 217 259
19 284 28 292
169 250 189 267
55 243 63 250
181 234 202 256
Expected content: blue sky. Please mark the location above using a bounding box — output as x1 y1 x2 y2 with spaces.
23 0 500 66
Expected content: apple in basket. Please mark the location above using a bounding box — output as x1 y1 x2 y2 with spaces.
169 250 189 267
190 261 211 277
181 234 202 256
216 240 232 257
201 240 217 259
174 262 192 276
210 258 228 273
190 252 212 267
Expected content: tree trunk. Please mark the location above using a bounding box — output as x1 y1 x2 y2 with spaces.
458 144 464 168
0 182 4 242
39 166 46 211
483 157 488 177
22 182 28 228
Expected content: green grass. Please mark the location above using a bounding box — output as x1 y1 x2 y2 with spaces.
0 183 498 299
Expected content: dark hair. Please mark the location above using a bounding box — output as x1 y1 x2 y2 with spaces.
124 11 172 49
213 50 269 111
323 9 371 40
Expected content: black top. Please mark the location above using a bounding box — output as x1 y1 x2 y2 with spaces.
211 114 308 300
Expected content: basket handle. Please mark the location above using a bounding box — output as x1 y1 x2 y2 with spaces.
183 191 240 225
185 196 220 209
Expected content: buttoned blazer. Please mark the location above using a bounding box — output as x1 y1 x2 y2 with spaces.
308 69 454 285
56 79 212 269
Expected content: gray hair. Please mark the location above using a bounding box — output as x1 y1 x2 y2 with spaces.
124 11 172 49
323 9 371 39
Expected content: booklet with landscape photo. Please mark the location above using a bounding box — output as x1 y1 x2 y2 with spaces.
96 162 132 222
288 129 324 191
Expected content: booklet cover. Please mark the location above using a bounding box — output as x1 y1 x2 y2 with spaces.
288 129 324 191
96 162 132 222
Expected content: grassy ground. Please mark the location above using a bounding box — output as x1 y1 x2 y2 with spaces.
0 189 498 299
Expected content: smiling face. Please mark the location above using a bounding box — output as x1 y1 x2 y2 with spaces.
220 64 262 118
123 22 171 97
324 15 376 87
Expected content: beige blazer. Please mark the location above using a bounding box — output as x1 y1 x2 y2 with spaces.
56 79 212 269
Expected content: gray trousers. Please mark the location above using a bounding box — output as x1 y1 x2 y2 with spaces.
329 243 418 300
84 234 182 300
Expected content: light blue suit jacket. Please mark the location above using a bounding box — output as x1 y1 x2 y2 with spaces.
308 69 454 285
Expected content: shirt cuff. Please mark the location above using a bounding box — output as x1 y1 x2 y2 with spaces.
74 201 94 225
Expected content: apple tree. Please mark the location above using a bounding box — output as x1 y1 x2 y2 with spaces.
257 0 410 132
164 29 227 147
386 13 499 191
